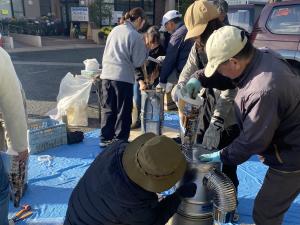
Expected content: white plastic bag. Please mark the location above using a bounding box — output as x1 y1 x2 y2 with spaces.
47 73 93 126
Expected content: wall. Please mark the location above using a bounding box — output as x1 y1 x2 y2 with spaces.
3 36 14 49
51 0 61 18
165 0 176 11
10 33 42 47
0 1 12 19
154 0 165 25
24 0 41 19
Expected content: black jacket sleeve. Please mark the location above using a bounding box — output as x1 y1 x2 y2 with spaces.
152 193 181 225
135 67 144 82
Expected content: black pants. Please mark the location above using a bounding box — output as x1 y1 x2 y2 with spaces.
219 124 240 191
253 168 300 225
100 79 133 141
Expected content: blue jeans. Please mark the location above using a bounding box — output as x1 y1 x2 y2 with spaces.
133 82 141 113
0 153 9 225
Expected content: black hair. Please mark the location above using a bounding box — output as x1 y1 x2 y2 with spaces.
233 29 255 60
212 0 229 14
169 17 182 24
147 26 161 44
200 18 224 46
124 7 145 22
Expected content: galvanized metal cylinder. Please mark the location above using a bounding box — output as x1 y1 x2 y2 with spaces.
141 90 164 135
170 145 221 225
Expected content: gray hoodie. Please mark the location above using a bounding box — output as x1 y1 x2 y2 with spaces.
101 21 148 84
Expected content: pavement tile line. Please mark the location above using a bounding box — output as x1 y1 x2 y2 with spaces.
13 61 83 66
6 44 104 53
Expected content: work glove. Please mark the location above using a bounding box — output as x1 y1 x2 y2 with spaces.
202 116 225 149
184 78 201 99
175 182 197 198
156 56 166 64
6 148 28 207
156 82 174 93
199 151 221 163
156 82 166 91
171 85 181 103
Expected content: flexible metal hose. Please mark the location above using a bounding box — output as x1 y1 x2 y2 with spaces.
203 169 237 223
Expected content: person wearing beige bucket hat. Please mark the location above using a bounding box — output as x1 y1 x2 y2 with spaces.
198 26 300 225
171 2 240 219
65 133 196 225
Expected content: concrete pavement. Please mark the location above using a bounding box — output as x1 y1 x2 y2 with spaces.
8 39 179 138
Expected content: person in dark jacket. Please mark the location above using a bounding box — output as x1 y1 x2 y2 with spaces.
190 26 300 225
156 10 194 91
172 0 240 203
131 26 165 129
64 133 197 225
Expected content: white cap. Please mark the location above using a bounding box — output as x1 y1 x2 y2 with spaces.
205 26 248 77
160 10 182 31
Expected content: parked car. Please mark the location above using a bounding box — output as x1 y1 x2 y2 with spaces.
228 3 265 33
250 0 300 74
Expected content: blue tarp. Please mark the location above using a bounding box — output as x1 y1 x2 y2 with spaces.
8 113 300 224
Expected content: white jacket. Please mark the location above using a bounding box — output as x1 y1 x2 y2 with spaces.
0 48 28 152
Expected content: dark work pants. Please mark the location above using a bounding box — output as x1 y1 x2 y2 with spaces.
218 124 240 191
253 168 300 225
100 79 133 141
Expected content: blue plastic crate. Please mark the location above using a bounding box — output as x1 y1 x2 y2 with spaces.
27 118 67 154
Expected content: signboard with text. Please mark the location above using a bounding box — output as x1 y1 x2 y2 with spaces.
71 7 89 22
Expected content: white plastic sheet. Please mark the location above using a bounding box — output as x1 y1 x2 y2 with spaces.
47 73 93 126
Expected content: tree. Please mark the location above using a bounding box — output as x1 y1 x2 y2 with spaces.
178 0 195 15
89 0 113 28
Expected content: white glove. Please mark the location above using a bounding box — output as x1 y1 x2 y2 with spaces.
156 56 165 64
156 82 166 91
202 116 225 149
165 83 174 93
171 85 180 102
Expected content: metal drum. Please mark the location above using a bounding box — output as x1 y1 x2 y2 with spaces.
141 90 164 135
170 145 221 225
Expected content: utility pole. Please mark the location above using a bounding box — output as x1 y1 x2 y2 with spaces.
10 0 14 17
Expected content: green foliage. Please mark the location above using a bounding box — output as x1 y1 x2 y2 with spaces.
178 0 195 15
89 0 113 28
100 26 113 37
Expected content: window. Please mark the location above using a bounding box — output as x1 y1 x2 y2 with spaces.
228 9 254 33
266 5 300 35
114 0 154 24
40 0 52 16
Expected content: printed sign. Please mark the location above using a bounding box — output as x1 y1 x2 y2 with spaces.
71 7 89 22
1 9 8 15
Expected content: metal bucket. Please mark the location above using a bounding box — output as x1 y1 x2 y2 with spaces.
170 145 221 225
141 90 164 135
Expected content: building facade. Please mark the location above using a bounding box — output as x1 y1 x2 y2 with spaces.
0 0 177 34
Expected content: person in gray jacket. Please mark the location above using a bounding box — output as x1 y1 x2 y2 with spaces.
100 7 148 147
197 26 300 225
172 0 240 192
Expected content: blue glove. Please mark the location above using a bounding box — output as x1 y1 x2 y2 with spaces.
199 151 221 162
185 78 201 99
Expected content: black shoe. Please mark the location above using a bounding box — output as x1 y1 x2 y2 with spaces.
172 136 181 144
